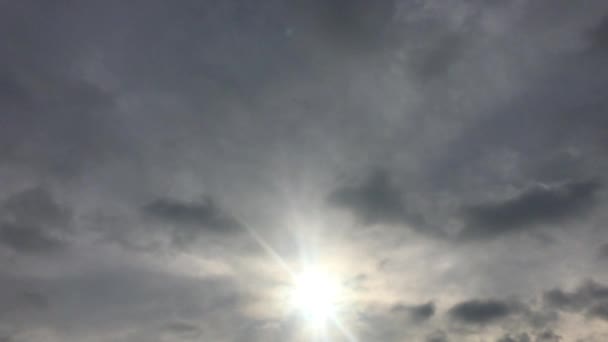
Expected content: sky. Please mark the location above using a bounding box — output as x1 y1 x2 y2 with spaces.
1 0 608 341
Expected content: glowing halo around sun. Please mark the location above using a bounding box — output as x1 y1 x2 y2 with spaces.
288 267 343 327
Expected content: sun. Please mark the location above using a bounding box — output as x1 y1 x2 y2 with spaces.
289 268 342 325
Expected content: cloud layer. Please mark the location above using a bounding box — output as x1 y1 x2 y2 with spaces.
0 1 608 341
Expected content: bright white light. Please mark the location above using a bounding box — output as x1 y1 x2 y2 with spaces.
289 268 341 325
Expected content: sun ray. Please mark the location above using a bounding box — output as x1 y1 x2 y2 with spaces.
232 211 356 340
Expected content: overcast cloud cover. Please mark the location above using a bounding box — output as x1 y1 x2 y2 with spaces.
1 0 608 341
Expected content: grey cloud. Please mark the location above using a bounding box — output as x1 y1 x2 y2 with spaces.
0 71 30 108
599 244 608 259
524 309 560 330
588 15 608 53
535 330 563 342
409 32 469 82
0 265 249 339
544 279 608 312
426 28 608 193
17 291 49 310
143 197 241 231
588 302 608 321
329 170 404 224
0 1 608 341
426 330 449 342
328 169 422 228
0 1 123 178
0 222 65 255
358 301 436 341
160 321 203 339
460 180 601 240
291 0 396 51
0 290 49 320
0 187 70 255
142 196 243 247
497 331 561 342
409 301 436 322
2 187 69 227
497 333 532 342
0 70 120 177
392 301 436 322
448 299 516 325
544 279 608 322
544 289 581 310
496 330 562 342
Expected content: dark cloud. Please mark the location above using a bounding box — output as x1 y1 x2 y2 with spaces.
588 302 608 321
0 222 65 255
599 244 608 259
409 301 436 322
409 32 469 82
0 71 30 108
427 33 608 193
0 70 120 176
0 187 70 254
0 1 123 179
142 196 242 246
329 170 416 227
448 299 516 324
142 197 241 231
588 15 608 53
392 301 436 322
460 180 601 240
544 279 608 322
2 187 68 227
292 0 396 51
544 279 608 312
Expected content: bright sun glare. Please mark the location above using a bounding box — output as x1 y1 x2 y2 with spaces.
289 268 341 325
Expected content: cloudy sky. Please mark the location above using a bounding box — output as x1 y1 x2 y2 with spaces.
1 0 608 341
